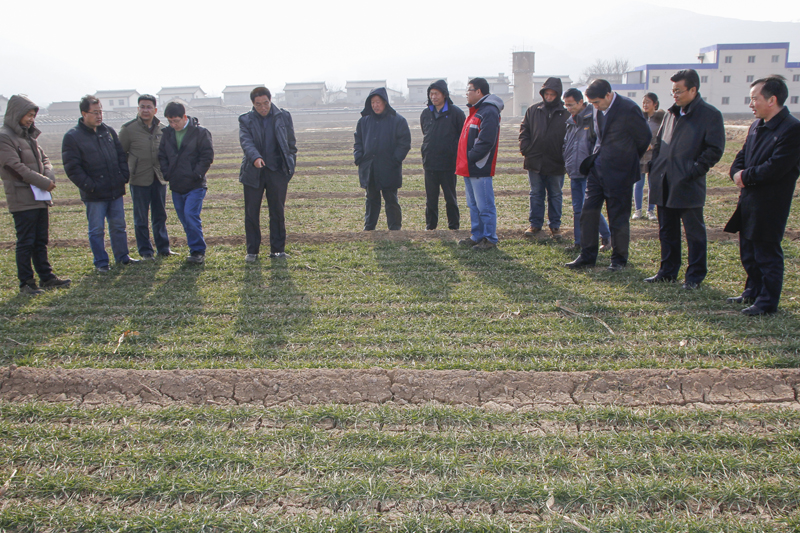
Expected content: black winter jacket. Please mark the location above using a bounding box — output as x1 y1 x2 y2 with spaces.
62 119 129 202
354 87 411 190
649 94 725 209
238 105 297 187
519 77 568 175
158 117 214 195
419 80 466 173
725 106 800 243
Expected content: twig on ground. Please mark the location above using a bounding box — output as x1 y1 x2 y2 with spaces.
546 493 591 532
555 300 615 335
0 469 17 498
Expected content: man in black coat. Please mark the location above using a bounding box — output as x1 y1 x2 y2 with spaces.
725 75 800 315
238 86 297 261
158 102 214 264
566 79 651 271
62 95 137 272
354 87 411 231
420 80 465 230
645 69 725 290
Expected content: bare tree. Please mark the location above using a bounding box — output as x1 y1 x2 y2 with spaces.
578 58 631 85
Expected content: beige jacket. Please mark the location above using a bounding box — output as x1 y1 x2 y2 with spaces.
119 115 165 186
0 95 55 213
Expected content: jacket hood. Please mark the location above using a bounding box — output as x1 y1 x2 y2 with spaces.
426 80 452 106
539 77 563 98
473 94 504 112
3 94 39 136
361 87 397 117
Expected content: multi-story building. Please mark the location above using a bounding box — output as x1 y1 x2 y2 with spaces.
615 43 800 115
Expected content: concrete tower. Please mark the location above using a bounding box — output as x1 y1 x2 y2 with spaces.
512 51 536 116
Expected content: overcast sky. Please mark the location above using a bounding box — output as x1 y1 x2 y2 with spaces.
2 0 798 106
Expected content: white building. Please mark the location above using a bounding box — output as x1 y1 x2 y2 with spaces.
157 86 206 106
95 90 140 111
406 78 444 104
0 95 8 118
222 85 264 106
616 42 800 114
345 80 385 105
283 82 326 107
46 101 81 116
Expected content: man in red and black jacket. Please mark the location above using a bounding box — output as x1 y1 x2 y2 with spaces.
456 77 504 251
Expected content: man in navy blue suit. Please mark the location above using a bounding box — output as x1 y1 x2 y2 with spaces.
566 79 651 271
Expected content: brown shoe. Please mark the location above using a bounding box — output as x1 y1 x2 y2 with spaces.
550 227 562 239
472 238 497 251
524 226 542 237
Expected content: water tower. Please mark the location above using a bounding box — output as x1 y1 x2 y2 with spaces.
512 51 535 116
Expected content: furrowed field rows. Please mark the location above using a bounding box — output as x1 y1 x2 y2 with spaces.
1 403 799 532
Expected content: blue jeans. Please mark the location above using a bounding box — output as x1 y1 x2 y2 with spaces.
463 176 497 244
85 197 130 267
130 182 170 256
172 188 207 254
571 177 610 245
528 171 564 229
634 173 655 212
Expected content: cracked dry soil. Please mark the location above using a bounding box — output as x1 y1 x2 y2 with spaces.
2 366 799 409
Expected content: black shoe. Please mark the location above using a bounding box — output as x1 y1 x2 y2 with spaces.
607 263 626 272
19 279 44 296
565 257 594 269
158 250 179 257
644 274 677 283
682 281 701 290
40 276 71 289
120 257 140 265
186 252 205 264
726 296 755 305
742 305 773 316
140 253 155 261
95 265 111 273
269 252 288 259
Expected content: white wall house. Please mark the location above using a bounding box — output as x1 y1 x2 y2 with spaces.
406 78 444 104
615 43 800 114
46 101 81 116
94 90 140 111
222 85 264 107
0 95 8 118
283 82 326 107
345 80 386 105
157 86 206 106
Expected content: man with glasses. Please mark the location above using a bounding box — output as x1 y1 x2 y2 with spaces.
63 95 138 272
238 86 296 262
119 94 176 260
645 69 725 290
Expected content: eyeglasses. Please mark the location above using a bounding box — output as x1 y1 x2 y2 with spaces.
85 110 103 116
253 102 271 108
671 89 687 96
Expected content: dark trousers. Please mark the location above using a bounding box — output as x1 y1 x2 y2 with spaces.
579 174 632 265
244 168 290 255
739 236 784 312
12 208 54 287
424 169 459 230
364 177 401 230
130 181 170 256
656 205 707 284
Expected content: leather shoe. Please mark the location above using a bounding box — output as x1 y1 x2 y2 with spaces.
726 296 755 305
565 257 594 269
158 250 179 257
741 305 773 316
644 274 676 283
607 263 625 272
682 281 701 290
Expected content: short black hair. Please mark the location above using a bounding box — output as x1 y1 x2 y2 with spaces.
643 92 659 110
164 102 185 118
584 79 612 100
250 86 271 103
671 69 700 91
468 77 490 96
752 75 788 107
79 95 100 113
138 94 157 107
564 88 583 101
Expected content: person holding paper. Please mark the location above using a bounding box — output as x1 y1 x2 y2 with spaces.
0 95 71 295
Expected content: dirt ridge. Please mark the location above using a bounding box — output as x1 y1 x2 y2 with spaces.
2 366 798 408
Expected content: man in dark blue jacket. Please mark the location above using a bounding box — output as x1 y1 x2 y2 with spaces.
239 87 297 261
725 75 800 315
158 102 214 264
420 80 465 230
566 79 651 271
63 95 137 272
354 87 411 230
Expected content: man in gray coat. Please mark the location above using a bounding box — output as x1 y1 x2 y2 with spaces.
645 69 725 290
120 94 175 260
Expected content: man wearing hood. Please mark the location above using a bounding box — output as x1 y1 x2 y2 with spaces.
645 69 725 290
519 77 569 239
354 87 411 230
158 102 214 264
456 77 504 250
0 95 71 294
420 80 465 230
63 95 138 272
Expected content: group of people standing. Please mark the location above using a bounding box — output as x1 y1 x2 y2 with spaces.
1 72 798 315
